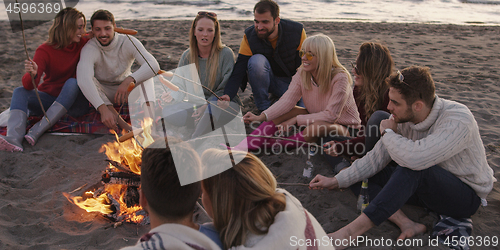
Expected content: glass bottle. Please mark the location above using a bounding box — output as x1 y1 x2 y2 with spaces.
357 179 369 214
302 146 317 178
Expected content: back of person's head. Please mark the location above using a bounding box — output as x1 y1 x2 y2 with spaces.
357 42 394 119
300 34 352 92
389 66 436 107
141 139 201 220
188 11 224 89
90 9 115 27
47 7 85 49
254 0 280 19
201 149 286 249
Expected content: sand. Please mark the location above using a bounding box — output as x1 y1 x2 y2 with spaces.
0 20 499 249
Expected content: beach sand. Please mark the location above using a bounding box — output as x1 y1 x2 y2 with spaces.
0 20 499 249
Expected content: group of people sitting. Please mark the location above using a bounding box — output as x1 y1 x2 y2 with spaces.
0 0 496 249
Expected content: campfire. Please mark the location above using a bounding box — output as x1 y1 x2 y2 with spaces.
64 119 155 225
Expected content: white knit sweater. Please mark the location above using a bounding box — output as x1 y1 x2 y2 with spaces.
231 189 334 250
77 33 160 108
335 97 496 199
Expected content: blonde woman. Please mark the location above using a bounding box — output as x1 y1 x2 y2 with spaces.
163 11 237 138
201 148 333 249
0 7 89 152
235 34 360 151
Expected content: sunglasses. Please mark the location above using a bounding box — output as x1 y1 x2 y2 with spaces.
351 61 359 75
299 50 314 61
397 70 423 100
197 11 217 18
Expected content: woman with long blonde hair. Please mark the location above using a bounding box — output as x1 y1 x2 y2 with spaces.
162 11 238 139
233 34 360 152
201 148 332 249
0 7 90 152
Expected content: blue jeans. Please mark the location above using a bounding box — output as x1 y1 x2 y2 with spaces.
361 165 481 226
247 54 301 111
322 110 391 168
10 78 90 117
364 110 391 152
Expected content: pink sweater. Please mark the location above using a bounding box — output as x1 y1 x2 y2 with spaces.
264 68 361 127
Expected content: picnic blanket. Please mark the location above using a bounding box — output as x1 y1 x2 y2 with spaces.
0 105 130 136
431 215 473 250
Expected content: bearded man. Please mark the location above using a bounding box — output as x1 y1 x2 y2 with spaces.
77 9 159 131
310 66 496 246
218 0 306 112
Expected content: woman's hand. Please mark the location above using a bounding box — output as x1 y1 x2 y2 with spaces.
309 174 339 190
24 59 38 76
277 117 297 134
323 141 341 157
161 91 174 104
192 104 207 123
242 112 266 124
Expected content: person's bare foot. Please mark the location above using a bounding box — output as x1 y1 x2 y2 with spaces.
397 220 426 240
327 231 349 250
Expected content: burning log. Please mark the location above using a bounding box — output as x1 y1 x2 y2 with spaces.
102 171 141 187
105 159 134 173
124 186 140 207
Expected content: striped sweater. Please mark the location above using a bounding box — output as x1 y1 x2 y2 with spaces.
264 68 361 127
335 97 496 199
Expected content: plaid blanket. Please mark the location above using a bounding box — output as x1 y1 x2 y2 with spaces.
0 105 130 136
431 215 473 250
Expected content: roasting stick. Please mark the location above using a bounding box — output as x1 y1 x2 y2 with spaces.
16 0 49 123
277 183 310 187
165 71 241 115
68 183 88 194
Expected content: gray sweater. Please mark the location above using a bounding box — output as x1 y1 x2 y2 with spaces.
172 46 234 103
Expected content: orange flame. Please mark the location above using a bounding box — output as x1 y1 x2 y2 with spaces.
65 118 155 223
63 192 113 214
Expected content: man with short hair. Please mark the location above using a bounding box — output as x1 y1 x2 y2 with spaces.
219 0 306 112
121 139 222 250
77 9 159 131
310 66 496 242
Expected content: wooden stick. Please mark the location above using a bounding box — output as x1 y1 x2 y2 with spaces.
186 133 325 150
278 183 310 187
165 71 241 115
69 183 88 194
119 128 144 142
16 0 49 123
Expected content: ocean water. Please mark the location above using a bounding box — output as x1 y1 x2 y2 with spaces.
1 0 500 25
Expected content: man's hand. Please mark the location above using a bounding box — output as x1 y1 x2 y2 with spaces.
217 94 230 110
309 175 339 190
242 112 265 124
380 114 397 135
115 76 135 105
98 105 118 130
25 59 38 76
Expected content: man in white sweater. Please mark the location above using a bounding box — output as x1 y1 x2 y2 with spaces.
77 10 159 131
310 66 496 246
